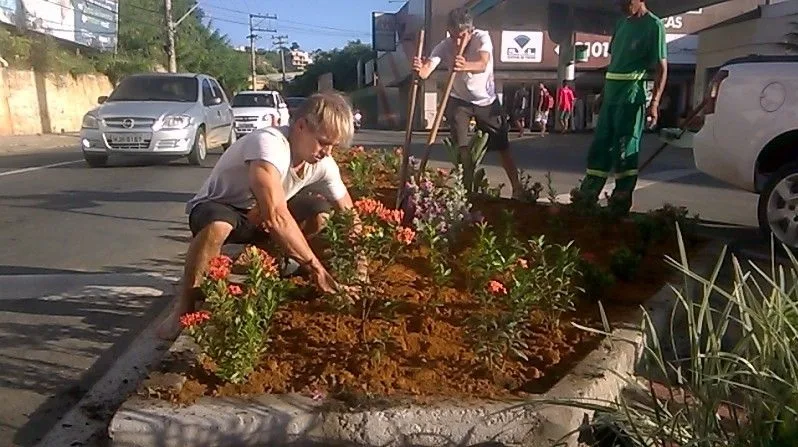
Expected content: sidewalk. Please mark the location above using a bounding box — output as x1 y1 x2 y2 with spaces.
0 132 80 155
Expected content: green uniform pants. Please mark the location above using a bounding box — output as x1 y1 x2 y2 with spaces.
579 102 646 213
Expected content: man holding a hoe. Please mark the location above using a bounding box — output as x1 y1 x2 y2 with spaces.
578 0 668 216
412 7 523 199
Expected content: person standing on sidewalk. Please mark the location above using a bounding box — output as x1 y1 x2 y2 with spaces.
412 7 523 198
557 80 576 133
578 0 668 216
512 84 529 138
536 82 554 137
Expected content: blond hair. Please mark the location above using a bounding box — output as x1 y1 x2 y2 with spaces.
293 91 355 148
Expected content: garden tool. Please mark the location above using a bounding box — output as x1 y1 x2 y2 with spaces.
417 36 470 175
395 29 425 208
397 36 470 220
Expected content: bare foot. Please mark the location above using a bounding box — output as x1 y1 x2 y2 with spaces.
156 308 184 340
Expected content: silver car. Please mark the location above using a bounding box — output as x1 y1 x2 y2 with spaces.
79 73 236 167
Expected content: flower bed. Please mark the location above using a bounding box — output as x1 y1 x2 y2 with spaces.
153 147 704 406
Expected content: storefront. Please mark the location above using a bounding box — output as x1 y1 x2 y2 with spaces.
371 0 764 131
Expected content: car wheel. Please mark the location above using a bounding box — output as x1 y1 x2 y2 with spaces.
758 163 798 248
187 127 208 166
84 153 108 168
222 126 236 151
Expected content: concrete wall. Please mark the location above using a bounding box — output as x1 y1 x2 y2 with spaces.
0 68 113 136
694 0 798 104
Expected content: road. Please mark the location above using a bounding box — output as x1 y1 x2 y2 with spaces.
0 129 763 446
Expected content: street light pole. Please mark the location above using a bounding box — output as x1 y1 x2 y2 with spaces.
248 13 277 90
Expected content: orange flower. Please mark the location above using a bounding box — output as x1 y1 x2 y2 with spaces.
354 198 385 216
351 146 366 155
395 227 416 245
436 168 449 177
228 284 243 296
179 311 211 328
362 225 377 238
207 255 233 281
487 280 507 296
378 208 404 226
516 258 529 269
394 147 403 156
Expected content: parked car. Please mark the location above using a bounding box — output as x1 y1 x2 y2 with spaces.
693 55 798 247
231 90 290 138
80 73 235 167
284 96 307 119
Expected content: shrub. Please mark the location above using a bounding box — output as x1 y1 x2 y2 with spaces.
182 248 293 383
610 245 643 282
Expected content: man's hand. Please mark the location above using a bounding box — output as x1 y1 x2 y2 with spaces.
453 55 467 72
308 261 339 294
646 103 659 129
412 56 423 73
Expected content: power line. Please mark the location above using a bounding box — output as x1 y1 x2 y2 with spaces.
198 1 370 35
248 13 276 90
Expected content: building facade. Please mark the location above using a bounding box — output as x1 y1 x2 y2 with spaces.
290 49 313 71
372 0 765 131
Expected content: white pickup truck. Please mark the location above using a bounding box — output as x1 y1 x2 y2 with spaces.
693 55 798 248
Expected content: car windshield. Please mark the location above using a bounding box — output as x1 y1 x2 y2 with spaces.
232 94 276 108
107 76 198 102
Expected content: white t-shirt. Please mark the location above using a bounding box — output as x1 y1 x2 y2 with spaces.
186 127 347 213
428 29 496 107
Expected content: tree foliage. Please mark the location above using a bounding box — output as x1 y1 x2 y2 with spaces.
286 40 373 96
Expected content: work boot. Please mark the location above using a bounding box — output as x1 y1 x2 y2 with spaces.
608 192 633 218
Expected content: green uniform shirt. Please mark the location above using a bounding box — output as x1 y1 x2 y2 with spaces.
604 11 667 105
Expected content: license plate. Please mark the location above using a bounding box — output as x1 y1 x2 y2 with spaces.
236 123 254 129
108 133 146 144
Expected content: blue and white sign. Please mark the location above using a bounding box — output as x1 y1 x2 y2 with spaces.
500 31 544 63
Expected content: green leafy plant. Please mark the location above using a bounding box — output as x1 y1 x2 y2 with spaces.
444 130 490 194
463 222 518 292
347 149 377 197
578 257 616 299
545 171 558 204
183 247 293 383
542 229 798 447
610 245 643 282
516 171 544 204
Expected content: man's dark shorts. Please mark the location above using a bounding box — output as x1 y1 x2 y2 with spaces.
445 97 510 151
188 193 331 245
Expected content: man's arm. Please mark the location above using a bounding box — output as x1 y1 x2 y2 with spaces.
646 20 669 123
248 160 325 271
454 50 490 73
649 59 668 107
414 40 446 80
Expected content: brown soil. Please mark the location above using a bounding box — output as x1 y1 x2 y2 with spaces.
161 153 703 407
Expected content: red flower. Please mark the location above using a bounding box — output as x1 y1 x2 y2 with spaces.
487 280 507 296
207 255 233 281
395 227 416 245
228 284 243 296
179 311 211 328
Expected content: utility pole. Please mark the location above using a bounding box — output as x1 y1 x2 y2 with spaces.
248 13 277 90
164 0 198 73
273 35 289 85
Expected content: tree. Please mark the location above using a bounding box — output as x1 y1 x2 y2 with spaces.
290 42 300 51
286 40 373 96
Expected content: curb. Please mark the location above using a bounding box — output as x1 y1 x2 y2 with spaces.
107 243 723 447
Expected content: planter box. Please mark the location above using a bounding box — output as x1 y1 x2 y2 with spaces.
108 243 722 447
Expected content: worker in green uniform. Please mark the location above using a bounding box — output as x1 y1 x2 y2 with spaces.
578 0 668 215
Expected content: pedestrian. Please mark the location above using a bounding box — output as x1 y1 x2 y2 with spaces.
512 84 529 138
578 0 668 216
412 7 523 199
557 80 576 133
536 82 554 137
157 91 357 340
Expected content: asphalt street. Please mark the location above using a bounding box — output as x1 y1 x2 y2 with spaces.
0 129 763 446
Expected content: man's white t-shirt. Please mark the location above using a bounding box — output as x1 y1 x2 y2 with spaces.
185 127 347 213
428 29 496 107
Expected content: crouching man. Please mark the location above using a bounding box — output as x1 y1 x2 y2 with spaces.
158 91 356 339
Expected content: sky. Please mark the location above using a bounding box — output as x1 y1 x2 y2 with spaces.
197 0 403 51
